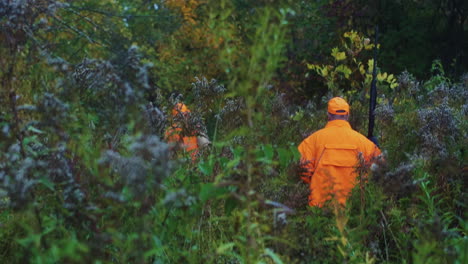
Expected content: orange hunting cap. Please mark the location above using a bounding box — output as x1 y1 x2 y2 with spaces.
172 103 190 116
328 97 350 115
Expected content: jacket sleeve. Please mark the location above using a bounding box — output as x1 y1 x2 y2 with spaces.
298 138 316 184
362 137 382 162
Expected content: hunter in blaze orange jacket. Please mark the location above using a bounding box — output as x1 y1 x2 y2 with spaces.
165 103 199 159
298 97 381 207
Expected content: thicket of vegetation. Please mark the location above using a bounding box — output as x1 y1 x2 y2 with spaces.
0 0 466 263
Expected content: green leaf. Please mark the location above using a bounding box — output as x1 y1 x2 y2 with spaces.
336 65 352 78
199 183 228 202
219 157 229 168
144 236 164 259
367 59 374 71
331 47 346 61
291 110 304 121
23 135 38 146
387 74 395 82
198 160 214 176
264 248 284 264
263 144 274 161
216 242 235 254
320 66 328 77
232 146 244 159
38 177 55 191
289 145 300 161
306 63 316 70
226 158 240 169
277 147 291 168
377 72 388 82
255 144 273 164
225 197 239 216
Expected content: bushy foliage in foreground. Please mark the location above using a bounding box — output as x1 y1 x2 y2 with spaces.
0 1 466 263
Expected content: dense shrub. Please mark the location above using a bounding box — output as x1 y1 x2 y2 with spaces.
0 1 466 263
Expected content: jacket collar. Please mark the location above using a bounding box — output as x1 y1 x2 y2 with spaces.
325 119 351 128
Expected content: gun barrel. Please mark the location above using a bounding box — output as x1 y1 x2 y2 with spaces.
368 26 379 138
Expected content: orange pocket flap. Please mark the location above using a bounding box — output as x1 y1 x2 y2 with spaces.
321 144 358 167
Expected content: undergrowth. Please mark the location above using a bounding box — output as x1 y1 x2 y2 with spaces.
0 1 466 263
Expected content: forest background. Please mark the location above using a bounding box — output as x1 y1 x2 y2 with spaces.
0 0 467 263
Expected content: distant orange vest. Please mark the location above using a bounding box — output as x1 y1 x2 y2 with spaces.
298 120 381 207
165 126 198 159
166 103 199 160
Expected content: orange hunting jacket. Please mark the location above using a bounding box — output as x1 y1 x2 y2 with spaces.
298 120 381 207
165 126 198 159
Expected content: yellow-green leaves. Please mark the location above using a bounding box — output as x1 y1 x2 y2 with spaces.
216 242 235 254
378 72 398 89
321 66 329 77
308 63 351 80
306 31 398 94
343 30 359 42
336 65 352 78
306 63 314 70
331 47 346 61
307 64 330 77
368 59 374 71
377 72 387 81
387 74 398 89
359 62 366 75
